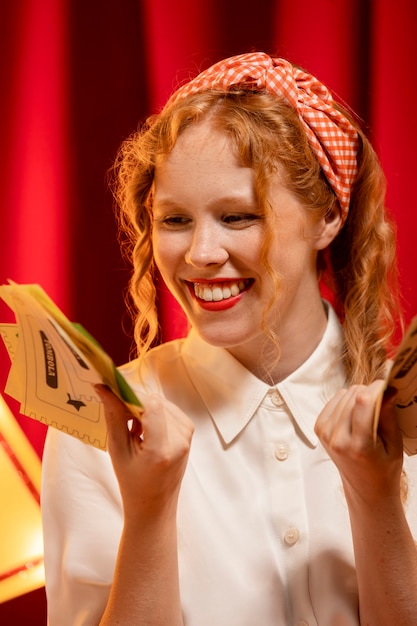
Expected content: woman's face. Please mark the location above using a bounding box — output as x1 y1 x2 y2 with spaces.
152 119 337 373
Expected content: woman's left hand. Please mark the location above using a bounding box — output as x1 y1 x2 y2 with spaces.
315 380 404 506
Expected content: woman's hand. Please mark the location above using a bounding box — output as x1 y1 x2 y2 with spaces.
95 387 192 625
314 380 404 506
315 384 417 625
95 385 194 522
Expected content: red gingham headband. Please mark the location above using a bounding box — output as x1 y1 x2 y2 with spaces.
168 52 360 220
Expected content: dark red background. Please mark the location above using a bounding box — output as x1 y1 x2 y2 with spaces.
1 0 416 622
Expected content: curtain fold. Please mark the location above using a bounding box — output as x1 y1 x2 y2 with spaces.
370 0 417 314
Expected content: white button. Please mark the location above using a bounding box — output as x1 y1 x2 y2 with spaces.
284 527 300 546
271 390 285 407
275 442 289 461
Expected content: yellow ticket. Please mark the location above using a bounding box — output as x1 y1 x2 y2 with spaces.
0 282 142 450
374 316 417 455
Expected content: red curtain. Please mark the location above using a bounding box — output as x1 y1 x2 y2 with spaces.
1 0 416 461
0 0 416 618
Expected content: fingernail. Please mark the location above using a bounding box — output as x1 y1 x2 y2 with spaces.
93 383 110 397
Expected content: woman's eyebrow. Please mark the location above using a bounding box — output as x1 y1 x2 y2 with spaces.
153 195 259 212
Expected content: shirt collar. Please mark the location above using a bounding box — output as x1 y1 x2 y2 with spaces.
181 303 346 446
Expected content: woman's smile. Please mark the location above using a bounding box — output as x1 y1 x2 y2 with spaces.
184 278 254 311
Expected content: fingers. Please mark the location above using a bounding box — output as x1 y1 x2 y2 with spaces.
139 393 194 462
94 384 194 462
349 380 386 442
379 386 403 452
315 380 389 455
94 384 141 457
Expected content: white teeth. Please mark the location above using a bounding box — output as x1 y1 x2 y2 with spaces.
193 280 248 302
203 287 213 301
212 287 223 302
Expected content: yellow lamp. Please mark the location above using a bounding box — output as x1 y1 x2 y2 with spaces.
0 394 44 603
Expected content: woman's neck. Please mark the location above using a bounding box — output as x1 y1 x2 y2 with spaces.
228 298 329 385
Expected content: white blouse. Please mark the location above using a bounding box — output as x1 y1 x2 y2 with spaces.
41 304 417 626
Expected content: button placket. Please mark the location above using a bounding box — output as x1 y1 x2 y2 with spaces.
259 396 311 618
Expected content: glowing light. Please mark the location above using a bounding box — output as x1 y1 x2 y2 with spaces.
0 394 44 603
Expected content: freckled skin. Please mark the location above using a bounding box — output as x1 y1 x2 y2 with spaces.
152 119 340 382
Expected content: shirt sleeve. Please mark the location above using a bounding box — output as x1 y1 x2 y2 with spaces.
41 428 123 626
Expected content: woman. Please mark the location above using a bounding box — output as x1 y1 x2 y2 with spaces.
41 52 417 625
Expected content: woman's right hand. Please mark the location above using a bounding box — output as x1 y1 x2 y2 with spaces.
95 384 194 523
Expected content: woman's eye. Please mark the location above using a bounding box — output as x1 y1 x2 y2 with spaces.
158 216 190 227
223 213 262 226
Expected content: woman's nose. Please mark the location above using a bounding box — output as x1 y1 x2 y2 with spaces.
184 225 229 267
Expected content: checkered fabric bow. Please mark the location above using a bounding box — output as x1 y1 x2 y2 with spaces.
169 52 359 220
